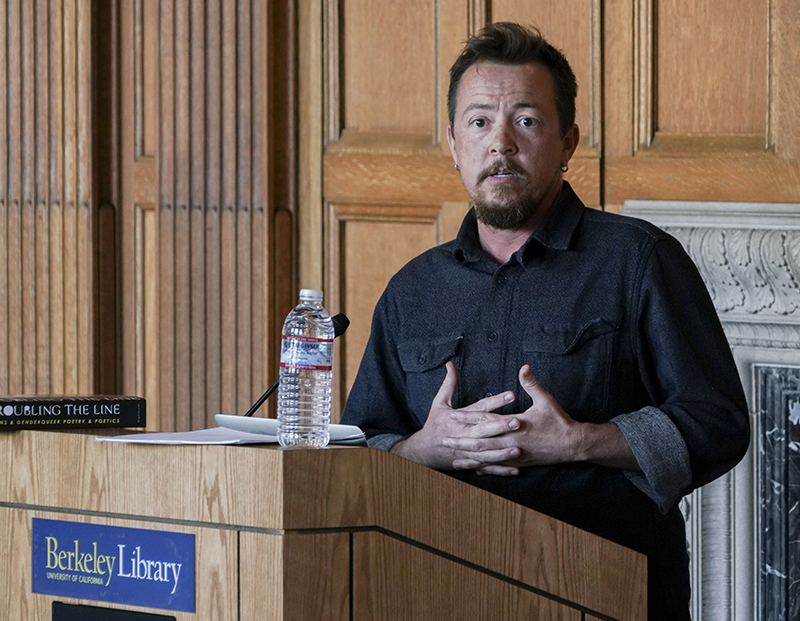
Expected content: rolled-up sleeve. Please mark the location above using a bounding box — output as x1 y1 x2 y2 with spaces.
612 235 749 512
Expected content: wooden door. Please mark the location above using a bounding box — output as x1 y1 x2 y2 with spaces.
300 0 800 419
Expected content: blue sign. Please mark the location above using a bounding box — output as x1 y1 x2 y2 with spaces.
32 518 195 613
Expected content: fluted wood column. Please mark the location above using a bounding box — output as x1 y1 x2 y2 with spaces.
0 0 97 396
119 0 294 431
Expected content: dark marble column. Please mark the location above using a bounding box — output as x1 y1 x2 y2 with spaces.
759 365 800 621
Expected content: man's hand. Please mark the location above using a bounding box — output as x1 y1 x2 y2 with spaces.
417 364 640 475
390 361 523 475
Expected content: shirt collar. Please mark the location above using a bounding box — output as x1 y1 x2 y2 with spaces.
452 181 585 267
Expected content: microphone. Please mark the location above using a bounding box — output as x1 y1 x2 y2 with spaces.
332 313 350 338
242 313 350 417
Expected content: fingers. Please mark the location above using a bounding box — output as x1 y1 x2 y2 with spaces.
432 361 459 409
466 390 516 414
448 391 515 431
519 364 549 403
475 465 520 477
448 414 519 438
450 445 521 470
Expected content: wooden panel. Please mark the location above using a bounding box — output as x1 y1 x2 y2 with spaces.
325 198 471 420
325 152 469 203
353 531 581 620
0 506 25 620
773 0 800 159
240 532 350 621
348 453 647 620
240 531 284 621
605 155 800 205
0 0 95 396
1 430 284 529
656 0 767 135
602 0 800 203
0 508 237 621
120 0 286 431
328 205 440 414
341 0 436 136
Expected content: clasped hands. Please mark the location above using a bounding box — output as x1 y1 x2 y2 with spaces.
391 361 638 476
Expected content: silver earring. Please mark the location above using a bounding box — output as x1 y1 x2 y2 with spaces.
560 163 569 173
454 164 460 171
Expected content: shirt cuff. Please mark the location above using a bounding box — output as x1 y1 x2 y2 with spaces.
366 433 405 452
611 406 692 514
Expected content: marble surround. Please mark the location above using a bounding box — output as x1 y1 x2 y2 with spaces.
621 200 800 621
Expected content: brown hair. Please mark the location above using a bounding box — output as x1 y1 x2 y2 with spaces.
447 22 577 138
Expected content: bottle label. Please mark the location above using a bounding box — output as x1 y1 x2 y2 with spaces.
280 335 334 371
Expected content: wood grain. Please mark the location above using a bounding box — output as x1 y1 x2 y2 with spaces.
0 0 95 396
353 531 581 620
341 0 436 135
605 155 800 203
656 0 767 135
0 430 647 620
327 203 441 414
119 0 291 431
281 532 350 621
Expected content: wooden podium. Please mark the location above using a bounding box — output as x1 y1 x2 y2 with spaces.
0 430 646 620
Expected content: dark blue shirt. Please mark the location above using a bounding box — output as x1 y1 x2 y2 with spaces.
341 182 749 617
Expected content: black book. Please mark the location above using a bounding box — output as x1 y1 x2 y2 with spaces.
0 395 146 431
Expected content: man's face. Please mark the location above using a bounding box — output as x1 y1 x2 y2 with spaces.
447 62 578 230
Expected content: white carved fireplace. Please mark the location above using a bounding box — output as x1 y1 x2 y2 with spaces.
622 200 800 621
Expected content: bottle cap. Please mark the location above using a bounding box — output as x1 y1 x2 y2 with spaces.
299 288 323 303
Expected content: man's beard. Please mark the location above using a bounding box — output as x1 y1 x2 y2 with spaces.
471 159 537 230
473 193 536 230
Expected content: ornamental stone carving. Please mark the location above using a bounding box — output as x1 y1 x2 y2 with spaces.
623 201 800 349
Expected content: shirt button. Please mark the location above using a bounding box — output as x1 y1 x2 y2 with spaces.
418 354 428 364
485 391 493 398
487 331 498 342
498 275 508 285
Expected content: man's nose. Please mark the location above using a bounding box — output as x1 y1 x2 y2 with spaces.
490 121 518 155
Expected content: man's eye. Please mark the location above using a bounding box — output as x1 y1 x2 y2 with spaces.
519 117 537 127
471 118 486 128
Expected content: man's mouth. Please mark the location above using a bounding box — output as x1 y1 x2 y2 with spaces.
478 161 525 183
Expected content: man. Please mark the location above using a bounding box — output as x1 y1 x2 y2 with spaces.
341 22 749 619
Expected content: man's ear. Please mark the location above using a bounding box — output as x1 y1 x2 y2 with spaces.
561 123 580 165
447 125 459 170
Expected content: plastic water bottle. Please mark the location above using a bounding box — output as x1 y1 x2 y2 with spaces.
277 289 334 448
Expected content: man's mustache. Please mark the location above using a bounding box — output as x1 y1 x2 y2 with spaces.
477 159 527 183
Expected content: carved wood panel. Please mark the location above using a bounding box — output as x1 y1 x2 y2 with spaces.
0 0 97 396
119 0 293 430
604 0 800 208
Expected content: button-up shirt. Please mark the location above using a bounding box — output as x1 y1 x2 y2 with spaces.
341 182 748 609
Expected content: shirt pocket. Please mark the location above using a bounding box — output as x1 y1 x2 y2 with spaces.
398 334 463 426
523 318 617 422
